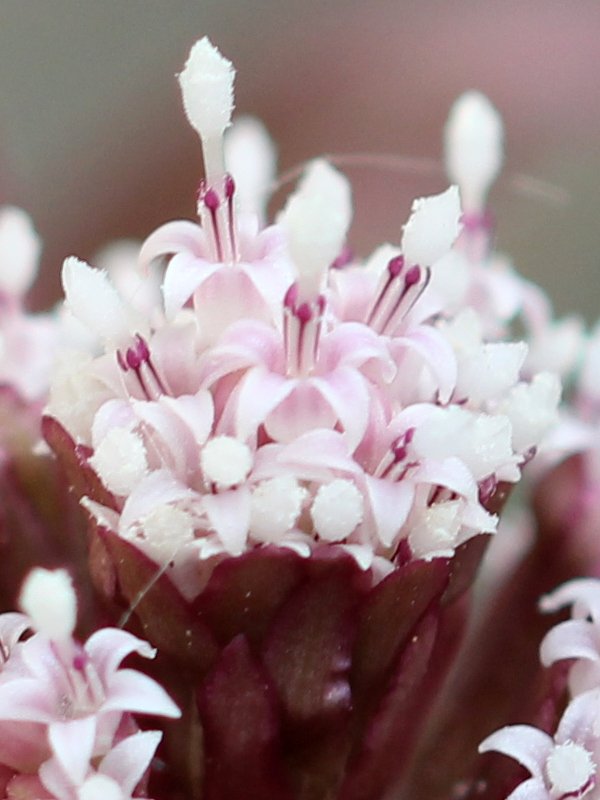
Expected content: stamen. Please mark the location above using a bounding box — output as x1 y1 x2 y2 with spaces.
198 175 239 264
116 334 168 400
366 257 430 335
202 187 224 262
376 428 416 481
283 283 325 376
224 173 239 261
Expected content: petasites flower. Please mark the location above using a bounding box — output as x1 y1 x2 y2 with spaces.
32 32 562 800
36 37 565 800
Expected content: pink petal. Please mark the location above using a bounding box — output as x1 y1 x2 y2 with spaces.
139 220 207 267
103 669 180 718
0 678 57 723
228 367 293 441
48 716 96 785
364 475 415 548
310 366 370 452
162 251 217 319
119 470 197 531
203 488 251 555
392 325 457 404
194 268 272 343
159 391 214 448
540 620 600 668
505 778 552 800
272 429 359 480
540 579 600 622
319 322 395 380
100 731 162 795
264 382 336 444
84 629 155 685
555 689 600 743
478 725 552 780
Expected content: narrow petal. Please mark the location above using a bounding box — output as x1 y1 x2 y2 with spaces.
84 628 156 685
48 716 96 785
203 487 251 555
479 725 552 780
139 220 207 267
364 475 415 548
102 669 180 718
310 366 370 452
162 250 216 319
100 730 162 795
540 620 600 668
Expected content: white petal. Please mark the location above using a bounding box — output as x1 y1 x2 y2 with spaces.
479 724 553 780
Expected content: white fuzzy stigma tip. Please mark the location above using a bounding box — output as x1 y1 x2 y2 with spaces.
444 91 503 211
311 479 363 542
179 37 235 139
201 436 252 488
20 568 77 640
401 186 462 266
280 159 352 298
546 742 595 796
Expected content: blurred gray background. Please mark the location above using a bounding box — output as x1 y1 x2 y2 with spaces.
0 0 599 319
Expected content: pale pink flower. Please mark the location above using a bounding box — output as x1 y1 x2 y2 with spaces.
480 691 600 800
0 569 179 774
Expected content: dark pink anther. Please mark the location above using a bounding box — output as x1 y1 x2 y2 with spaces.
203 188 220 211
296 302 313 324
224 173 236 199
125 346 142 370
73 652 88 671
135 334 150 362
316 294 326 315
388 255 405 278
404 265 421 287
392 427 415 462
117 350 127 372
284 283 299 310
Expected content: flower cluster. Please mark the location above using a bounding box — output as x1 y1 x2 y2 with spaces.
0 33 596 800
0 568 178 800
481 580 600 800
45 40 558 604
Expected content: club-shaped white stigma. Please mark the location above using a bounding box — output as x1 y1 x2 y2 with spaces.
20 568 77 641
279 158 352 300
445 91 503 212
401 185 462 266
179 37 235 187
